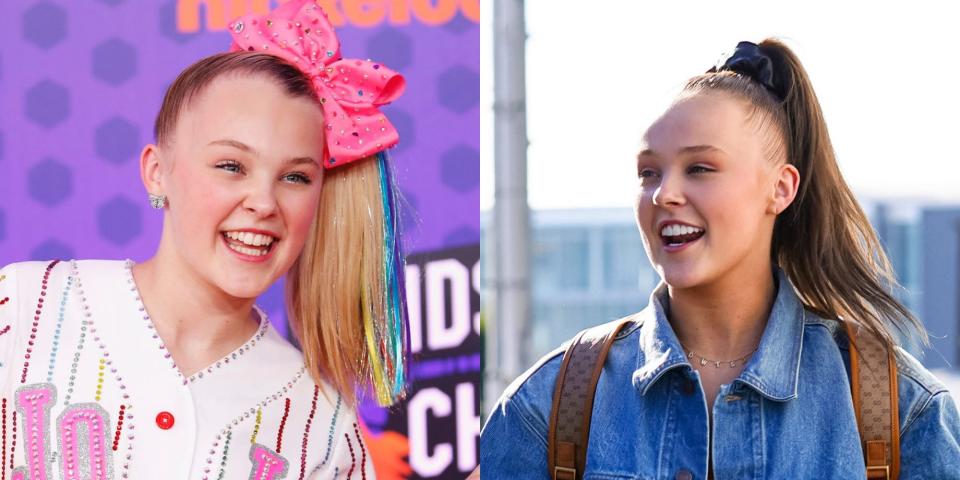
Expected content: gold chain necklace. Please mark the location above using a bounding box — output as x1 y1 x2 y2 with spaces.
680 342 759 368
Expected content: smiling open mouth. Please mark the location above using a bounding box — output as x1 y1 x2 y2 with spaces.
221 231 278 257
660 224 705 247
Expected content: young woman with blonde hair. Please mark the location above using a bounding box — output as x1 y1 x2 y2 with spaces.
480 39 960 479
0 1 408 478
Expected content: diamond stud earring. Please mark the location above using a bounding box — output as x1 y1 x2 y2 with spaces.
149 193 167 209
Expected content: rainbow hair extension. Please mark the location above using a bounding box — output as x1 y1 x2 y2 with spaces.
362 151 410 406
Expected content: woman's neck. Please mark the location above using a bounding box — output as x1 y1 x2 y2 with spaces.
667 264 777 361
130 252 261 373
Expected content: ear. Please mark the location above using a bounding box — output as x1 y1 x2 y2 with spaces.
767 163 800 215
140 144 165 196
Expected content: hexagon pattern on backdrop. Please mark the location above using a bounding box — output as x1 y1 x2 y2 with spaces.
27 157 73 207
95 117 141 165
24 80 70 128
22 2 68 49
1 2 480 343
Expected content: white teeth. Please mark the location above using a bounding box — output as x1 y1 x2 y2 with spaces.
223 231 276 247
660 224 704 237
226 242 266 256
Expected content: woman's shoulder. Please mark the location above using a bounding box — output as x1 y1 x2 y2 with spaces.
0 259 74 319
802 309 956 437
892 345 950 396
2 257 127 268
499 345 566 405
1 258 130 283
0 259 136 319
803 310 949 394
482 315 643 454
490 316 643 422
503 319 631 394
1 258 59 280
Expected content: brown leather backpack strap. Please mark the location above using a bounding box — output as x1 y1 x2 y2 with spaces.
843 320 900 480
547 318 634 480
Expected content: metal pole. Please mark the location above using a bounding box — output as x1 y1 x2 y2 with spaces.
487 0 531 415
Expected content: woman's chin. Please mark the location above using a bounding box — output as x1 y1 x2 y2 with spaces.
214 265 277 299
657 264 707 289
219 281 270 301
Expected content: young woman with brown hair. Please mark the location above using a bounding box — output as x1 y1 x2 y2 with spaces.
0 1 408 478
480 38 960 479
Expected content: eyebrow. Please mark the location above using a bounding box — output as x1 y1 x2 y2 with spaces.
208 139 318 166
637 144 726 159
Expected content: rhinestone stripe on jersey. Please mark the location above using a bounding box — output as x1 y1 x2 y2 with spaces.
199 367 306 480
46 274 73 383
71 260 137 479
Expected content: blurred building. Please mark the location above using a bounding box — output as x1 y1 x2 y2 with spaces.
482 201 960 374
482 208 654 361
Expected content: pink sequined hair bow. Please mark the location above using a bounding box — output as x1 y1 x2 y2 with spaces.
228 0 405 168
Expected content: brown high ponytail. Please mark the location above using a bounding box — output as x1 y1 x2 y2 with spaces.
682 38 929 365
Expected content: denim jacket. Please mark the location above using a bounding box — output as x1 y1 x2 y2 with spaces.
480 269 960 479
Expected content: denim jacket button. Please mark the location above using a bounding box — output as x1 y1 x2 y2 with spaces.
675 469 693 480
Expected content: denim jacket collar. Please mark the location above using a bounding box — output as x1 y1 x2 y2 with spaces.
631 267 806 402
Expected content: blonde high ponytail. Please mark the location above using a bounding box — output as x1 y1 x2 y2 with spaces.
286 153 409 408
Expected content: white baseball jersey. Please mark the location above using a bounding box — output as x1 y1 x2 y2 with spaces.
0 259 374 479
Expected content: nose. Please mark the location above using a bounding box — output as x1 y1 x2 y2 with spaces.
242 181 279 218
651 172 685 207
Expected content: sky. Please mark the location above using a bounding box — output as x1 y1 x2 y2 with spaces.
480 1 960 211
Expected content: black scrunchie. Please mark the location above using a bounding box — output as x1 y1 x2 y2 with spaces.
707 41 785 101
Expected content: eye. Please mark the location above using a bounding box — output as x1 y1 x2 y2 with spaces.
688 165 712 174
638 168 658 179
216 160 244 174
283 172 312 185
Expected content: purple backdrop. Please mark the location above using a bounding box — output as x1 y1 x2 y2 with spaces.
1 1 478 477
0 0 479 332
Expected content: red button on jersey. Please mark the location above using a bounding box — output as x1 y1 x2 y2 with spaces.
156 411 175 430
